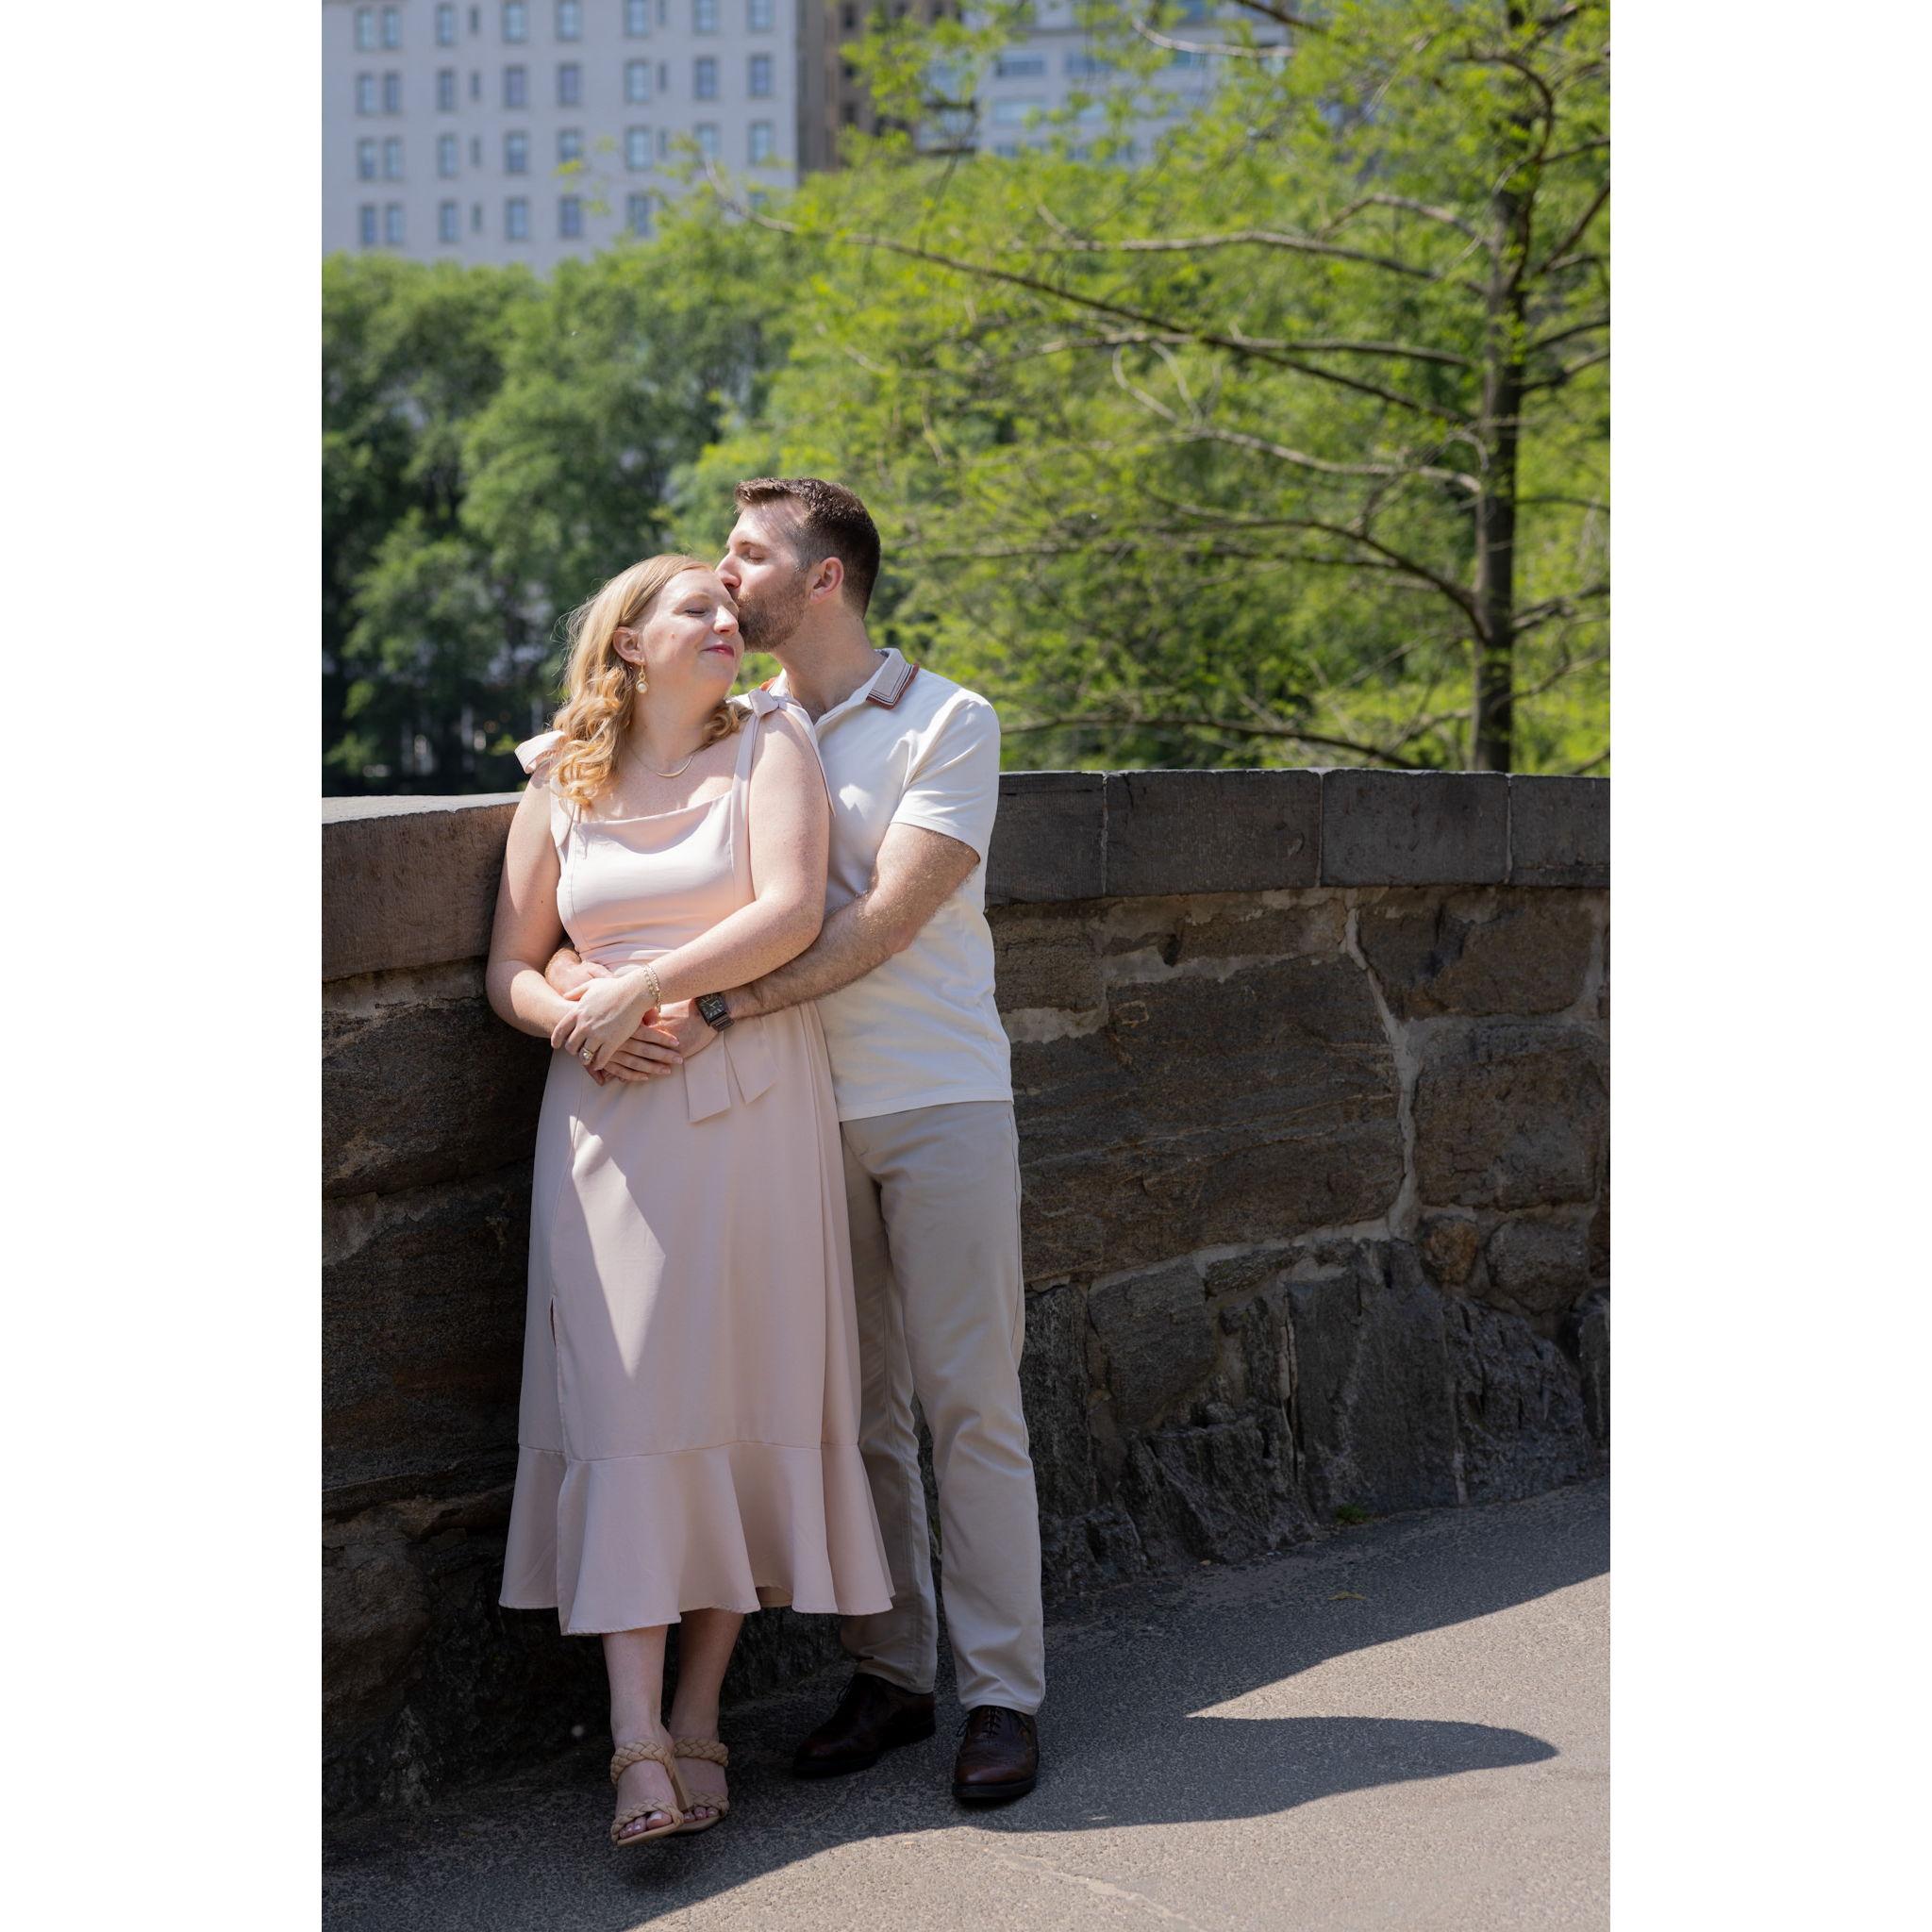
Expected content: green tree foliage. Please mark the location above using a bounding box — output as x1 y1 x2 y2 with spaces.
687 0 1608 772
322 222 796 792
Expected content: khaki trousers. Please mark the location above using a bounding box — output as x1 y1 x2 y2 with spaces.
837 1099 1045 1713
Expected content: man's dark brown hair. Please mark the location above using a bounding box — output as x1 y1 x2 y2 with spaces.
734 476 881 614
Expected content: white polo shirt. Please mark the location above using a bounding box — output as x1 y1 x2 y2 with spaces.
765 648 1012 1124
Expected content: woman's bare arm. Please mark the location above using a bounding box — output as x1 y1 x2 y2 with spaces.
484 781 581 1040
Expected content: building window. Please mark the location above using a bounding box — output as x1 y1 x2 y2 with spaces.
436 4 458 46
382 6 402 49
994 54 1047 80
505 130 529 173
469 6 481 31
384 203 405 245
358 204 378 245
557 62 581 106
470 70 481 99
695 123 720 160
356 9 376 53
1065 53 1110 78
504 65 527 107
625 0 649 32
557 1 582 39
439 200 460 242
749 120 774 163
382 71 403 112
558 127 583 163
749 0 774 27
693 0 717 29
627 192 653 235
506 196 530 240
625 60 650 102
625 125 651 169
559 194 583 238
357 139 377 179
749 53 772 97
991 97 1043 126
383 136 404 178
470 135 482 163
356 73 376 113
439 132 459 175
658 60 668 90
694 57 717 99
502 3 527 43
437 68 457 108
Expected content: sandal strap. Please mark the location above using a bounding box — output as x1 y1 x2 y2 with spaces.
673 1737 730 1767
609 1738 676 1786
610 1796 685 1839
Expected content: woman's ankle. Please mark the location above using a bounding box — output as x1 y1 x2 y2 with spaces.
667 1704 721 1740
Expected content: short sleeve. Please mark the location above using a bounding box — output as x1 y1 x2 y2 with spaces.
515 729 565 779
890 694 1000 862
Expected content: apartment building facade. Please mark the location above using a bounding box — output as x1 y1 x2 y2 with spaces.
325 3 1277 268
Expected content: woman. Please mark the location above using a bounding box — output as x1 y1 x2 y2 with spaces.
485 554 891 1848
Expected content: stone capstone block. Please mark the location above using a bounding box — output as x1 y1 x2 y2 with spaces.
1320 771 1508 886
1413 1021 1607 1210
1088 1261 1217 1430
324 794 520 981
1355 891 1600 1021
324 1168 532 1499
1011 954 1403 1279
1509 775 1608 886
325 969 553 1197
1483 1214 1594 1316
986 773 1105 906
1104 770 1321 897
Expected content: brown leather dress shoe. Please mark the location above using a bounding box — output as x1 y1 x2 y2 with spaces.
952 1706 1039 1804
791 1673 937 1778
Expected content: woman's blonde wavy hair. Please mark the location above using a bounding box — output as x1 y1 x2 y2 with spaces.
543 553 747 812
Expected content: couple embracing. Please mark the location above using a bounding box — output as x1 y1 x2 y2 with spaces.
485 477 1043 1848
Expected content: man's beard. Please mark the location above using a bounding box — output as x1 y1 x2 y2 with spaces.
737 572 811 654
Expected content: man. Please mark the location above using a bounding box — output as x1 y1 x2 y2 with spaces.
545 478 1043 1803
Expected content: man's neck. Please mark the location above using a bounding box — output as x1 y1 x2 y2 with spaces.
775 626 886 722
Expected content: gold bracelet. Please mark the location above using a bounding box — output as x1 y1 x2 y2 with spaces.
638 962 663 1007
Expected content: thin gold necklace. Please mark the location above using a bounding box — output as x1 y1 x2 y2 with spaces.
621 737 701 781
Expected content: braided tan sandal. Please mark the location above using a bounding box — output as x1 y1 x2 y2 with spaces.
671 1737 731 1834
608 1739 691 1846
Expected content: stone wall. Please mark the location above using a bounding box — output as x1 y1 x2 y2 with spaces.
323 770 1608 1814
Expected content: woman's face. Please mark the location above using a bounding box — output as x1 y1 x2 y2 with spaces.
618 567 742 701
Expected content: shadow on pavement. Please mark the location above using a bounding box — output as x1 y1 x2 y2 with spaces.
325 1480 1605 1930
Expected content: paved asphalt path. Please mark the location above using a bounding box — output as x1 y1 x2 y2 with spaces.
325 1479 1608 1931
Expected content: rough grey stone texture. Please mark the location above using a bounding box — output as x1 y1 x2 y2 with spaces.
1104 769 1321 897
324 795 520 980
1355 891 1599 1021
1445 1297 1596 1501
325 967 551 1198
1011 951 1405 1279
1568 1291 1611 1447
1412 1021 1608 1210
985 773 1105 905
1320 772 1509 885
1483 1214 1595 1315
1510 774 1609 886
323 1168 531 1500
988 915 1106 1014
1089 1261 1220 1430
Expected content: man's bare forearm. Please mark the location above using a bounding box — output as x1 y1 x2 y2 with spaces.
728 891 907 1021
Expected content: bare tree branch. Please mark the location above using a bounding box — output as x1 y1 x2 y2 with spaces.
1320 192 1485 244
729 192 1476 425
1528 180 1609 282
1521 345 1608 392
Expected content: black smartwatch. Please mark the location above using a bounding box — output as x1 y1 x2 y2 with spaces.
695 991 734 1033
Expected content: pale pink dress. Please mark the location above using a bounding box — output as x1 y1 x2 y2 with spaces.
499 691 892 1633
